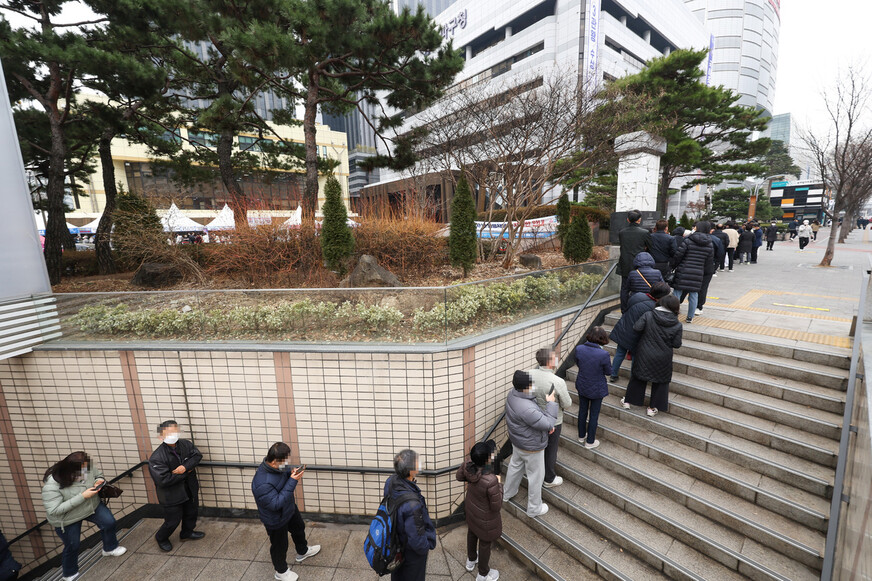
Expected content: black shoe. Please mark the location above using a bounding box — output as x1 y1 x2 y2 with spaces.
608 375 619 383
180 531 206 541
156 539 173 552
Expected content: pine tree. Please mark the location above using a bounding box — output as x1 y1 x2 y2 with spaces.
563 215 593 263
321 176 355 275
449 175 477 277
667 214 678 232
556 193 571 244
710 187 751 220
680 212 693 230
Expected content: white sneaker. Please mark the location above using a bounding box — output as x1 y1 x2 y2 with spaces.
543 476 563 488
529 504 548 518
620 397 630 409
584 439 600 450
476 569 500 581
647 408 658 417
295 545 321 563
101 546 127 557
695 309 703 316
62 575 80 581
275 570 299 581
466 557 478 572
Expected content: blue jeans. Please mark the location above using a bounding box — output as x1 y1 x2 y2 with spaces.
55 502 119 577
676 290 698 320
611 345 628 378
577 396 603 444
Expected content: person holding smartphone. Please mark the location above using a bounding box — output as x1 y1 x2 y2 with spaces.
41 452 127 581
251 442 321 581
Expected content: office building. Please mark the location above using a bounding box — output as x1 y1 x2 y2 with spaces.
321 101 382 209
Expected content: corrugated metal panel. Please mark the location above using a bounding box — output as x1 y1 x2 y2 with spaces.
0 295 61 361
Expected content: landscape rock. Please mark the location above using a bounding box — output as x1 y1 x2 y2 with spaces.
131 263 183 288
340 255 402 288
518 254 543 270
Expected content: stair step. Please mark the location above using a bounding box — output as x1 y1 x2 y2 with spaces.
37 521 141 581
499 513 570 581
554 443 820 581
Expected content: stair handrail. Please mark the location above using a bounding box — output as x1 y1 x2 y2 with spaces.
552 260 618 351
820 264 869 580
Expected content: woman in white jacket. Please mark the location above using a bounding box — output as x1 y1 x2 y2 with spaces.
797 220 813 251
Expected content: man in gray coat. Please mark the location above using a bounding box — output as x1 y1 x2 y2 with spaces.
503 370 558 518
530 348 571 488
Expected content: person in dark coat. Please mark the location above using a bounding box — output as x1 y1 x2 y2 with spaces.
626 252 664 294
608 282 672 381
711 224 730 270
622 294 683 416
751 223 763 263
0 530 22 581
670 222 714 324
148 421 204 552
696 225 722 316
251 442 320 581
574 327 612 449
671 226 686 254
618 210 651 312
765 221 778 251
456 440 502 581
647 219 675 279
736 224 754 264
385 449 436 581
788 218 798 239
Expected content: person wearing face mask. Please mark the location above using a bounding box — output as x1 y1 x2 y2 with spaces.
148 420 204 552
41 452 126 581
251 442 321 581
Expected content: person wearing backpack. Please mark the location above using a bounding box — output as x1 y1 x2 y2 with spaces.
456 440 502 581
383 449 436 581
251 442 321 581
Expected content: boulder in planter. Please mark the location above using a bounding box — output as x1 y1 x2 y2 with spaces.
131 263 183 288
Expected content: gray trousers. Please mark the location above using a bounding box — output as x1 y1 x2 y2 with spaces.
503 448 545 517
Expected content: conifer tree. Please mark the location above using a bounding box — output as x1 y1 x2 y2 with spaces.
321 176 355 275
667 214 677 232
556 193 571 244
449 175 476 277
680 212 693 230
563 215 593 263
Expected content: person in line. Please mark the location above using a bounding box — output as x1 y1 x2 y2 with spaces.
751 222 763 264
722 222 739 271
788 218 799 239
385 449 436 581
765 221 779 251
148 420 205 552
622 294 683 417
456 440 502 581
530 348 571 489
797 220 813 251
626 252 664 296
608 282 672 382
503 370 557 518
0 529 21 581
670 221 713 324
671 226 686 254
41 452 127 581
711 224 730 270
811 220 821 240
736 223 755 264
647 219 675 279
574 327 612 449
696 225 723 317
251 442 321 581
617 210 651 312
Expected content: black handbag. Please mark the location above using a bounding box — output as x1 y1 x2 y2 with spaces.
99 483 123 505
664 270 675 285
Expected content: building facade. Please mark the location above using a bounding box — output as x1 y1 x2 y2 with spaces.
321 101 382 210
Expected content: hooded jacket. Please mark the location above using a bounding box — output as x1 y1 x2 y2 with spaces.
609 292 657 351
626 252 664 294
251 459 299 530
456 462 502 542
504 388 557 452
671 231 714 292
148 439 202 507
384 475 436 557
574 341 612 399
631 308 683 383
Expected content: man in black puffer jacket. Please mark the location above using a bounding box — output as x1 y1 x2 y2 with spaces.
647 219 675 279
626 252 664 295
670 221 713 324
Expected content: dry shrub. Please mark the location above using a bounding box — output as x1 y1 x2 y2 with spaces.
590 246 610 261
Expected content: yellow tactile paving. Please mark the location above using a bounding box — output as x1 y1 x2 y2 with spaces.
686 316 853 349
752 289 858 302
716 289 854 322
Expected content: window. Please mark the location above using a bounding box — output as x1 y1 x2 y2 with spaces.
188 130 219 148
238 135 266 152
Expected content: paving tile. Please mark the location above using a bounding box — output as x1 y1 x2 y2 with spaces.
331 567 382 581
303 523 352 566
174 519 238 558
336 529 368 569
194 558 251 579
105 552 170 581
240 560 277 581
149 555 211 581
287 564 337 580
217 521 270 561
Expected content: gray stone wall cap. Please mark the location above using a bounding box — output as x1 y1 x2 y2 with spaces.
615 131 667 156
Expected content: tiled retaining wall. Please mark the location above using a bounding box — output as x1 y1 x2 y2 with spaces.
0 298 615 572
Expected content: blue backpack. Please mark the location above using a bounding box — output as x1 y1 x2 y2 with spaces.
364 489 419 575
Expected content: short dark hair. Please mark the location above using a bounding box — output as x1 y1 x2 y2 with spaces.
658 294 680 315
655 219 668 232
649 282 671 299
156 420 178 434
535 348 553 367
695 221 710 233
627 210 642 223
266 442 291 463
394 449 418 479
586 326 609 345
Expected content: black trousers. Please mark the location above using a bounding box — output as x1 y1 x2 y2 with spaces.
543 424 562 484
799 237 810 250
466 530 493 576
624 375 670 412
766 240 775 250
789 230 797 239
155 491 198 542
266 508 308 574
391 547 428 581
725 248 735 270
620 276 630 312
698 273 713 310
751 246 759 263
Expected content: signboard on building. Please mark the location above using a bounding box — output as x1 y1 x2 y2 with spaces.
583 0 602 87
769 180 829 220
705 35 714 86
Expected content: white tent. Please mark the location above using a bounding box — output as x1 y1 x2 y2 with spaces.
75 216 103 234
161 203 206 232
281 206 302 228
205 204 235 231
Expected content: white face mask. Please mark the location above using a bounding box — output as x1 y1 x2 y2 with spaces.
163 433 180 445
278 461 289 471
80 467 88 481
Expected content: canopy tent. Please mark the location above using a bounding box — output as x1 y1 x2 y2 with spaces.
281 206 303 228
34 213 84 234
76 216 103 234
161 203 207 232
205 204 235 231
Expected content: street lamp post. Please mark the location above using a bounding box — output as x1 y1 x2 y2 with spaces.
748 174 785 221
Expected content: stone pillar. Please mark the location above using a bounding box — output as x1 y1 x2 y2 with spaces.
614 131 667 213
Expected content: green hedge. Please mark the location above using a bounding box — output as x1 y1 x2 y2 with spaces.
477 205 611 228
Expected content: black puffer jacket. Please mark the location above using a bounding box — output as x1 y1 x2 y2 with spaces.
609 292 656 350
647 232 675 264
736 230 754 254
631 308 683 383
626 252 664 294
671 231 713 292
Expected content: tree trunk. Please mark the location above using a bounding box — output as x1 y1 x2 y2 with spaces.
819 201 842 267
61 174 77 251
95 130 118 274
217 130 248 229
44 116 68 285
302 74 320 220
838 212 855 244
658 168 672 218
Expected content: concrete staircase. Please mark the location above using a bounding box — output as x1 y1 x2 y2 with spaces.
36 520 142 581
501 313 850 580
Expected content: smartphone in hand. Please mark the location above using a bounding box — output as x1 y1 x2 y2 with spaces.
93 481 107 491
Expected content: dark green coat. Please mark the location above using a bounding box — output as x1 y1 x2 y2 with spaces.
618 224 651 277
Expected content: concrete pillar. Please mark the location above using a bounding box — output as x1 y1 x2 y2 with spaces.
663 46 671 56
620 15 627 25
505 26 512 39
466 45 472 60
643 30 651 44
614 131 667 213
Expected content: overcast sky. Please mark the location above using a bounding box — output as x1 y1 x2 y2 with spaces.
774 0 871 134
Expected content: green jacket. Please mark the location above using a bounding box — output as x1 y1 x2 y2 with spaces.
41 466 104 530
530 367 572 426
